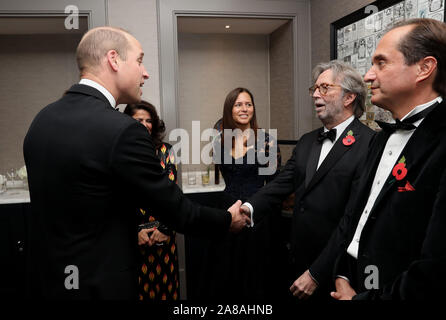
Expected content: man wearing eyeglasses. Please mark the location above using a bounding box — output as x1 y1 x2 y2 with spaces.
239 60 375 300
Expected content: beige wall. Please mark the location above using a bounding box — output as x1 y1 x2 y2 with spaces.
178 33 270 171
270 21 295 163
0 0 161 174
0 34 82 174
310 0 374 130
270 21 294 140
107 0 160 112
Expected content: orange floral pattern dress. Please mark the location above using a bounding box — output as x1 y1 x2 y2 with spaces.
137 143 179 301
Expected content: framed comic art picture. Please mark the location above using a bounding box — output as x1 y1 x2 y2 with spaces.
331 0 445 129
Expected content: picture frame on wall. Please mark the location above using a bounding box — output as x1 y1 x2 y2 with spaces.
330 0 445 128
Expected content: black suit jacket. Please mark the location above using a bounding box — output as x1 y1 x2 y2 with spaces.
23 84 231 299
333 100 446 300
248 118 375 289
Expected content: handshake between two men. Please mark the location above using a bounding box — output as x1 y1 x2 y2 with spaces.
139 200 252 247
228 200 252 232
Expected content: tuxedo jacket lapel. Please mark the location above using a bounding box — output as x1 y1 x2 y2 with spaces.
305 134 322 188
368 102 446 215
305 119 361 193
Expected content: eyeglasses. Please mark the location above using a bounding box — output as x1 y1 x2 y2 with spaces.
308 83 342 96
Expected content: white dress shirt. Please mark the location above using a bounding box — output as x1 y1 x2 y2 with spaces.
79 78 116 108
317 115 355 169
347 96 443 259
244 115 355 226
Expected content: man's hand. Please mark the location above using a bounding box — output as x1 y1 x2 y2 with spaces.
289 269 318 300
240 205 251 218
138 228 156 246
228 200 251 233
331 277 356 300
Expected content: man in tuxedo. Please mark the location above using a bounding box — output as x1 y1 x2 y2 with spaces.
23 26 249 299
330 18 446 300
240 60 375 299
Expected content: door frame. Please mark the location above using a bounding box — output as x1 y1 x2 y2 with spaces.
157 0 312 299
0 0 107 28
158 0 312 141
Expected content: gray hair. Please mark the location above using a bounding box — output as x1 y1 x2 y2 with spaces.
76 26 131 74
312 60 367 118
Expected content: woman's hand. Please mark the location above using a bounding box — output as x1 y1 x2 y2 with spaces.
150 229 170 245
138 228 156 246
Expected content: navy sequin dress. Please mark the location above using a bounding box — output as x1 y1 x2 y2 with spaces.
201 130 282 300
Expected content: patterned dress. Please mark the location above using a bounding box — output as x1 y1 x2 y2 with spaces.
137 143 179 301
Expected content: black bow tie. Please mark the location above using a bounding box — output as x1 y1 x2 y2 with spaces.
375 102 439 133
375 119 416 132
317 128 337 143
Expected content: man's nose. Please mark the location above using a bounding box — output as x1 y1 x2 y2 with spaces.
142 65 149 79
313 87 321 99
364 67 376 82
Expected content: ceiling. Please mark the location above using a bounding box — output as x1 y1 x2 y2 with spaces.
0 16 88 35
177 17 290 35
0 16 289 35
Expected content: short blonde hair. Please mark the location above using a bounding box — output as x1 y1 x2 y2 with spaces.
76 26 131 74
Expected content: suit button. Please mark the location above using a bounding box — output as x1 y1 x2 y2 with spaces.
300 207 305 213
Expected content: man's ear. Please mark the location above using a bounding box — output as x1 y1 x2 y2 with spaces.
416 56 437 83
343 92 356 107
106 50 119 72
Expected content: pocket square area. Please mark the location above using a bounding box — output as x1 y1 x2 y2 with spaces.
398 181 415 192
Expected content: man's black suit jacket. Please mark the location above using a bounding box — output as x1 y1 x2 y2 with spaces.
332 100 446 300
23 84 231 299
248 118 375 290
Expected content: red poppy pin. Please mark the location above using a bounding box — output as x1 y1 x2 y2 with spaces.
392 156 407 181
342 130 355 146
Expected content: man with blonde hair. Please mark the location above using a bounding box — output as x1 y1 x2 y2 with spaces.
23 26 249 299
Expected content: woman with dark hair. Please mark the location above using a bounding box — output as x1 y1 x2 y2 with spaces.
204 87 282 300
216 87 278 200
123 101 179 301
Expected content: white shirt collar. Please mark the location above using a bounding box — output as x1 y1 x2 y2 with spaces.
324 115 355 141
400 96 443 123
79 78 116 108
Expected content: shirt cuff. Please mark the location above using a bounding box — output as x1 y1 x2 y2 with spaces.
242 202 254 227
335 275 351 283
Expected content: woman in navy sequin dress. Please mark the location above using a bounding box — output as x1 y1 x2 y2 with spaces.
204 88 281 299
